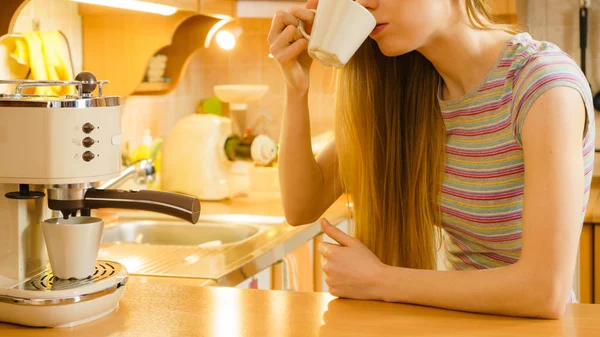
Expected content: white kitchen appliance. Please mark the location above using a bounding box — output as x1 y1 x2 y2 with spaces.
162 113 277 200
0 73 200 327
162 83 277 201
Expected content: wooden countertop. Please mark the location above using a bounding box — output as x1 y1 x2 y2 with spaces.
2 282 599 336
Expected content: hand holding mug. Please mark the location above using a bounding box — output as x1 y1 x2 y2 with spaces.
298 0 376 68
268 1 319 94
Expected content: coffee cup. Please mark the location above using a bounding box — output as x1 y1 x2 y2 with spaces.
42 216 104 279
298 0 376 68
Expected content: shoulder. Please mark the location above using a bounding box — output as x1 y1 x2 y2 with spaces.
507 33 588 93
504 33 594 145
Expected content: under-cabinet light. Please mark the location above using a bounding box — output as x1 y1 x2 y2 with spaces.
216 30 236 50
71 0 177 16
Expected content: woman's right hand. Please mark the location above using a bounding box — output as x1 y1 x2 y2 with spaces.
268 0 318 94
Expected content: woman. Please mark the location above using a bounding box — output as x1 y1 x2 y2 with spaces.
269 0 595 319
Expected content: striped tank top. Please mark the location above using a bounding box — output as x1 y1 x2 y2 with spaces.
439 33 595 274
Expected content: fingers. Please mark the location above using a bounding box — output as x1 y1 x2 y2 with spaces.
272 39 308 66
289 7 315 21
321 219 355 247
289 7 315 35
318 241 342 259
270 24 303 55
268 7 313 67
268 10 302 45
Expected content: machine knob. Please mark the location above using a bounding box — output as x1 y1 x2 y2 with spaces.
82 151 95 162
82 123 95 134
75 72 98 95
82 137 95 148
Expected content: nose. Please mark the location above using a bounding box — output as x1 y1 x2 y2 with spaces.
355 0 378 10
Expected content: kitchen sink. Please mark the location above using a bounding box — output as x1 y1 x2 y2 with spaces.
101 214 286 247
96 213 311 283
102 221 261 246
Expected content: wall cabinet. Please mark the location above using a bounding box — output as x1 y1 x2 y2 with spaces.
198 0 236 17
1 0 234 98
146 0 236 16
80 4 223 97
148 0 198 12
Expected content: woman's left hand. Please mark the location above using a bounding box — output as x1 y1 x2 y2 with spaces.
318 218 388 300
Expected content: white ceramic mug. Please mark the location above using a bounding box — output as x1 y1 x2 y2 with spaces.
42 216 104 279
298 0 376 68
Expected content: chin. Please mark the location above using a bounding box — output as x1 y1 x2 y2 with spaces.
374 39 412 57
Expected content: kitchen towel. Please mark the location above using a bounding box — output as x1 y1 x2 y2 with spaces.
282 242 313 292
0 35 29 91
9 30 74 95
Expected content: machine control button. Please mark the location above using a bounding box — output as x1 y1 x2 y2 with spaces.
82 137 95 148
111 134 122 145
82 123 95 134
82 151 95 162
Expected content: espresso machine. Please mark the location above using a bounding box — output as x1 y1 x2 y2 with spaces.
0 73 200 327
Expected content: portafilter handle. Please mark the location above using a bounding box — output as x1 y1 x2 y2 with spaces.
84 189 201 224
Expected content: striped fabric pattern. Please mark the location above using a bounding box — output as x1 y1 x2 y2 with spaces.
438 33 596 275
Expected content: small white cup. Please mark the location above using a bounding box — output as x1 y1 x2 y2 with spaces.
298 0 376 68
42 217 104 279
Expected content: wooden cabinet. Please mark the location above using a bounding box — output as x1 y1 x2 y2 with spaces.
80 4 224 97
146 0 236 16
148 0 198 12
77 0 237 98
580 224 594 303
595 227 600 303
580 223 600 303
198 0 236 17
1 0 235 97
581 181 600 303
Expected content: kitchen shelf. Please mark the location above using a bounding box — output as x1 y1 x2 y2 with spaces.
79 4 224 98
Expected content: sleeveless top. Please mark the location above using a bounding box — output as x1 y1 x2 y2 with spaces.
438 33 595 300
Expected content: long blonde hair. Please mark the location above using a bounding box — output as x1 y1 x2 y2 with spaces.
335 0 514 269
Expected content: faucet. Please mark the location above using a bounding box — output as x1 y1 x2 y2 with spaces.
99 159 156 189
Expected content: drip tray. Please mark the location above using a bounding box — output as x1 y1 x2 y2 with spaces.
17 261 123 291
0 260 127 327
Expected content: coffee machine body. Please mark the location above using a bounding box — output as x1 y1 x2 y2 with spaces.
0 75 200 327
0 76 127 327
